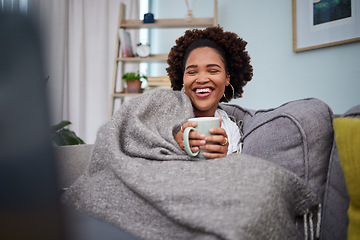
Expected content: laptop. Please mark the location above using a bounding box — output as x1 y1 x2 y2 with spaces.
0 12 141 240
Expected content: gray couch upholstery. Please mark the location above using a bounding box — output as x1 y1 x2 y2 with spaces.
56 100 360 240
55 144 94 190
221 98 350 240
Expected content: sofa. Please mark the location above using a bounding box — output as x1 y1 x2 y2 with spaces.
56 99 360 240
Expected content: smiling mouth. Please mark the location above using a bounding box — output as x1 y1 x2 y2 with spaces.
193 87 214 97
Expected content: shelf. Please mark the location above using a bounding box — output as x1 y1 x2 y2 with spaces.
120 18 216 29
110 0 218 117
147 76 171 86
117 54 168 62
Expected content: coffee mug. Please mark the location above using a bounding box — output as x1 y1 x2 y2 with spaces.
183 117 220 159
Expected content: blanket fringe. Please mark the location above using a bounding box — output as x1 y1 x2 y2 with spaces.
303 204 322 240
309 211 314 240
316 203 322 239
304 212 308 240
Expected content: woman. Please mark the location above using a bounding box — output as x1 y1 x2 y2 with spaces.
62 27 318 240
167 26 253 159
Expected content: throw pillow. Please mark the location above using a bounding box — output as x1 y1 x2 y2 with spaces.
223 98 333 198
334 118 360 240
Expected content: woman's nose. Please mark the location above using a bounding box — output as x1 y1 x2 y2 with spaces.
196 73 210 83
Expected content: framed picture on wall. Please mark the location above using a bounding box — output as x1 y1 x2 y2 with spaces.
292 0 360 52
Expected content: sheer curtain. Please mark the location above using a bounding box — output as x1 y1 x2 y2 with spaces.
32 0 139 144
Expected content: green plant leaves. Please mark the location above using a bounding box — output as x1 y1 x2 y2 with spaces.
122 72 147 82
50 120 71 132
51 120 85 146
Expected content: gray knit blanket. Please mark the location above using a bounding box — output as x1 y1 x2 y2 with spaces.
62 89 318 240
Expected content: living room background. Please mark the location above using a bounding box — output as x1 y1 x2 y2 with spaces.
149 0 360 115
4 0 359 144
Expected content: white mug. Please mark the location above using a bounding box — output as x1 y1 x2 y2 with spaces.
183 117 220 159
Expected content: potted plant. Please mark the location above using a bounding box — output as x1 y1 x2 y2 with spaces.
51 120 85 146
122 72 147 93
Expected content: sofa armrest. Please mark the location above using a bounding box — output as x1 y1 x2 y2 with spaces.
55 144 94 190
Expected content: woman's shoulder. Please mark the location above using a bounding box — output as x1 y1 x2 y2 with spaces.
215 108 231 120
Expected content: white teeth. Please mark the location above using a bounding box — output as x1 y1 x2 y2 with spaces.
195 88 212 93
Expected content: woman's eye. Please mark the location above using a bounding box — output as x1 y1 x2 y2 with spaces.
209 69 220 74
186 71 196 75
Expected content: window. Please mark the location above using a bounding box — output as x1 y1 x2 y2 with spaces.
1 0 28 13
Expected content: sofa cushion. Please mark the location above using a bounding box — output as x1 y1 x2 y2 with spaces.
321 104 360 240
344 105 360 118
334 117 360 240
55 144 94 189
222 98 333 197
221 98 348 239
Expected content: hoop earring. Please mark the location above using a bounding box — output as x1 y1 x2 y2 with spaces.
223 83 234 102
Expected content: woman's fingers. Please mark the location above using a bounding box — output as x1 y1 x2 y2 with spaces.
187 131 206 153
200 141 228 159
207 127 228 145
177 123 228 158
208 126 226 136
176 121 206 153
202 151 227 159
200 142 227 153
201 127 229 158
181 121 197 132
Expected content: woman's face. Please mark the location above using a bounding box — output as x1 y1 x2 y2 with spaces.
183 47 230 117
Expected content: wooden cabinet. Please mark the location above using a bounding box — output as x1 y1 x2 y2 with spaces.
110 1 218 117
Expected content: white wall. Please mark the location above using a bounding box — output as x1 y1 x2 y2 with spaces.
150 0 360 114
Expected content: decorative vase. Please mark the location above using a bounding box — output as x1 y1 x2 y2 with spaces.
126 79 142 93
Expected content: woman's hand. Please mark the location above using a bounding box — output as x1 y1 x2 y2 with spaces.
201 126 228 159
175 118 229 159
175 121 205 154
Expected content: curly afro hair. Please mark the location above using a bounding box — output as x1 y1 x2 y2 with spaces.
166 26 253 102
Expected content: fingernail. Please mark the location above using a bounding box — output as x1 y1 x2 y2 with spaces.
199 140 206 145
209 128 215 133
199 134 206 138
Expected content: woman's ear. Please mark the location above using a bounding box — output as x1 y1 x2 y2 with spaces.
225 74 230 86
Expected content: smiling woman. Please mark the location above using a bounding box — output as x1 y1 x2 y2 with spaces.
168 26 253 158
183 46 229 117
167 26 253 102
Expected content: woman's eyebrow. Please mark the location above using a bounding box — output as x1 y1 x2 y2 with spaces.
207 64 221 68
185 64 197 70
185 64 222 70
